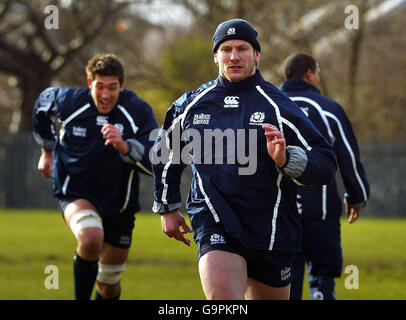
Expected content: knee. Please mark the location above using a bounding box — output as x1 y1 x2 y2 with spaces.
77 228 103 257
96 263 126 299
69 209 104 258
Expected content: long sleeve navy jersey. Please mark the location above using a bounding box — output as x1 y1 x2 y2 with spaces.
281 79 369 220
152 71 337 252
33 87 158 217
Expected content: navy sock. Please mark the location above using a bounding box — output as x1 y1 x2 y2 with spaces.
73 252 98 300
95 290 121 300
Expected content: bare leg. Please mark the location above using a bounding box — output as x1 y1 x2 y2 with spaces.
63 199 104 260
63 199 103 299
198 250 247 300
96 243 129 299
245 277 290 300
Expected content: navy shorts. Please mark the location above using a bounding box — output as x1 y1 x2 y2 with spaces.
194 220 294 288
58 196 135 249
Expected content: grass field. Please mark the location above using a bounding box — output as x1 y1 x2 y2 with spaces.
0 209 405 300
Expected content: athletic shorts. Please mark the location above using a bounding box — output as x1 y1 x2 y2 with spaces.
194 220 294 288
58 196 135 249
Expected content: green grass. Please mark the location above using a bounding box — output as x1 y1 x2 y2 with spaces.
0 209 405 300
302 217 406 300
0 209 204 300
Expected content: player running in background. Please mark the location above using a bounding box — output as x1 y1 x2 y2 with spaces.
281 52 369 300
33 53 158 300
152 19 337 300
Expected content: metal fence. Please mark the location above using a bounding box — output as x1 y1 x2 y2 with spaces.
0 132 405 216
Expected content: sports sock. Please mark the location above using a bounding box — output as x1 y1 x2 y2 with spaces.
73 252 98 300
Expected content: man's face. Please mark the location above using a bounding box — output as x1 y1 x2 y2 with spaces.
214 39 260 82
88 75 123 114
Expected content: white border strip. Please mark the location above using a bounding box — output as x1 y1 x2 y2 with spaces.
63 103 91 127
120 169 134 213
325 111 368 201
256 86 312 151
290 96 335 142
62 175 70 195
136 161 152 176
322 185 327 220
196 170 220 223
118 105 139 135
256 86 284 133
281 118 312 151
269 173 283 250
161 84 216 205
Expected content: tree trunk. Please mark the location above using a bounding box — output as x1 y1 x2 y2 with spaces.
347 0 368 111
17 75 52 133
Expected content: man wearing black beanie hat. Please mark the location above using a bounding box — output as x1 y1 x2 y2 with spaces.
153 19 337 300
212 19 261 54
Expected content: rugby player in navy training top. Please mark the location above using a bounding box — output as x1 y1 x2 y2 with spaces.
152 19 337 300
33 54 158 300
281 53 369 300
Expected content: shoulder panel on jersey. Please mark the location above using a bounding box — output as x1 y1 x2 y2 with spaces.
165 80 217 131
36 87 72 113
289 95 335 143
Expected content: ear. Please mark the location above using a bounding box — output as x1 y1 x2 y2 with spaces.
214 53 218 64
87 78 92 89
254 50 260 64
120 80 124 91
304 69 313 81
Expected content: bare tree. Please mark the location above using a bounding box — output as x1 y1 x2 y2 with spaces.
0 0 132 132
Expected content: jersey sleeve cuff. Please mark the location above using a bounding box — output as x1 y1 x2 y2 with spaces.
120 139 145 164
343 193 367 208
152 201 182 214
33 133 56 152
276 145 308 179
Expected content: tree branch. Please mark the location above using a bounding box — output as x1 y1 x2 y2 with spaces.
24 2 58 59
0 0 12 22
54 1 131 73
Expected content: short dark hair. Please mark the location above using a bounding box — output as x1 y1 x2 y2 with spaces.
86 53 124 84
284 53 317 80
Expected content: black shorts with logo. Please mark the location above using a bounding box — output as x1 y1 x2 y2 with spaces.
193 218 294 288
58 196 135 249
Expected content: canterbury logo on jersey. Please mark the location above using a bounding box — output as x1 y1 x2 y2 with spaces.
224 96 239 108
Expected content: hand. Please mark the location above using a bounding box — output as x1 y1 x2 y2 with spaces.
101 123 129 154
38 149 53 179
346 203 361 223
161 210 192 246
262 123 287 167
